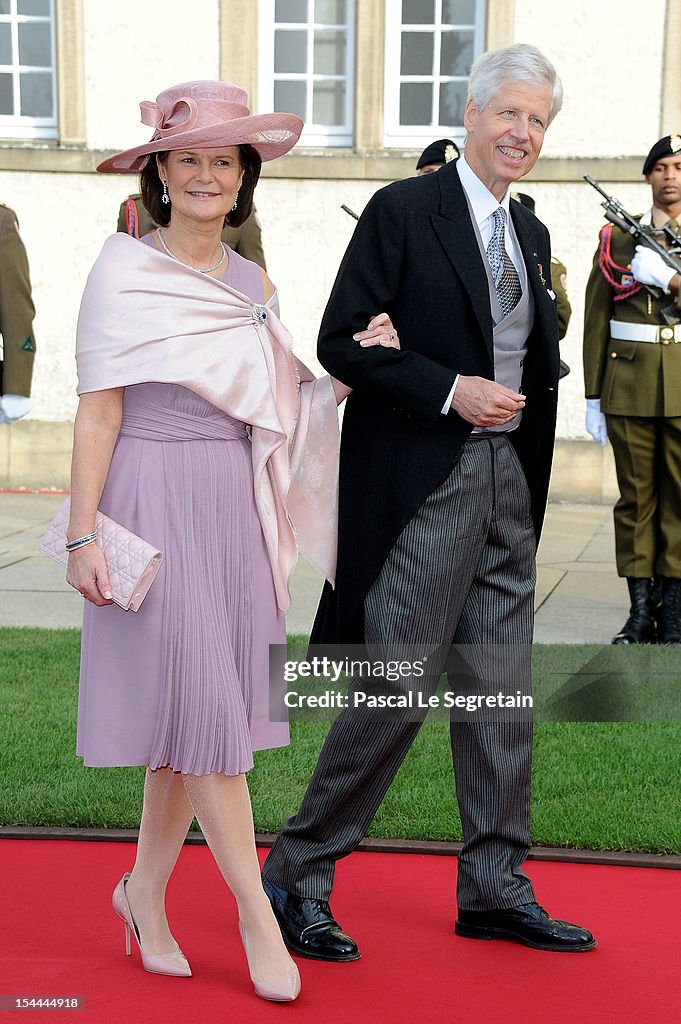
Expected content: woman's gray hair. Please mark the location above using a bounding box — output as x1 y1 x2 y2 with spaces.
467 44 563 125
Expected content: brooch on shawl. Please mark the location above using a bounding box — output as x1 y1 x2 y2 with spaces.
252 304 268 324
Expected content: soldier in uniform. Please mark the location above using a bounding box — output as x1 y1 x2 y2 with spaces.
116 194 267 269
0 203 36 424
415 137 460 175
583 135 681 645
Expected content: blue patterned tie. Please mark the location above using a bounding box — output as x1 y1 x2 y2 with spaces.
486 207 522 318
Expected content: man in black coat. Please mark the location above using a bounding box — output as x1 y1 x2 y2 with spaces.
263 44 596 957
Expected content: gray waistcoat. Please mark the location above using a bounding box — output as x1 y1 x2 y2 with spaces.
467 202 535 433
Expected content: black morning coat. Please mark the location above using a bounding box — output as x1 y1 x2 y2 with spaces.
310 158 560 644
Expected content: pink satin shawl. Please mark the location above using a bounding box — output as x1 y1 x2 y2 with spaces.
76 233 339 611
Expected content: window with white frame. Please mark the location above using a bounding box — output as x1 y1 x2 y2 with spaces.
259 0 354 147
0 0 56 140
384 0 485 147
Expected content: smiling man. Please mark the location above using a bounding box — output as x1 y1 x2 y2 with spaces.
263 44 596 959
584 136 681 646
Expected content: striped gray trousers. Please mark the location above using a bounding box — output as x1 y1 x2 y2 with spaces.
263 434 537 911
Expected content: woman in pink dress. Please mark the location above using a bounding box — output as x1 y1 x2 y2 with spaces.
66 81 399 1003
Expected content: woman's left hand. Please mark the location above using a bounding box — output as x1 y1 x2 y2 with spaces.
353 313 400 349
330 313 400 405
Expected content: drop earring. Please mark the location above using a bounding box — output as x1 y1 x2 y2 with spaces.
231 188 239 212
161 179 170 205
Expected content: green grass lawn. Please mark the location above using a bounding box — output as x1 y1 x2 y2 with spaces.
1 628 680 853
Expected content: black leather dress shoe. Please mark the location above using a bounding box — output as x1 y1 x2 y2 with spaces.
455 902 597 952
263 879 361 962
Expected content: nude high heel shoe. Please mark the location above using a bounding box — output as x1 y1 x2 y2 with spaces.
112 873 192 978
238 921 301 1002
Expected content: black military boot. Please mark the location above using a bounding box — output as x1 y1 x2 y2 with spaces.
650 576 663 615
611 577 656 644
655 578 681 646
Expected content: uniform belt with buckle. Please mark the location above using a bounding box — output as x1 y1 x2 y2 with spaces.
609 320 681 344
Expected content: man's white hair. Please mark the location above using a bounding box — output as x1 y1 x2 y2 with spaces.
467 44 563 125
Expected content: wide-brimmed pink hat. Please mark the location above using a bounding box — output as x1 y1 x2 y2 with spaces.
97 80 303 173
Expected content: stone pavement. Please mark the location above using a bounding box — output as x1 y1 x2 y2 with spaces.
0 491 628 642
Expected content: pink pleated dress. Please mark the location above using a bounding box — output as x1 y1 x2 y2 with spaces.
76 237 288 775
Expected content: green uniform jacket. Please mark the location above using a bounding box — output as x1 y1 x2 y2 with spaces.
116 196 267 271
551 256 571 340
583 217 681 416
0 204 36 397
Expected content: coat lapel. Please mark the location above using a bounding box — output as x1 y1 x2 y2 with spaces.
430 165 494 364
509 201 560 387
509 202 553 338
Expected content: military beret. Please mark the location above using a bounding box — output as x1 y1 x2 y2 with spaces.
416 138 460 170
512 192 536 214
642 134 681 175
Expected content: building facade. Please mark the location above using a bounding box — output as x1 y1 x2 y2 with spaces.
0 0 677 494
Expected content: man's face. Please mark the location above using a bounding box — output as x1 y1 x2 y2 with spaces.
463 80 553 200
646 155 681 212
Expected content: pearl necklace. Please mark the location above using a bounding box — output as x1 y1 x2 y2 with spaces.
156 228 226 273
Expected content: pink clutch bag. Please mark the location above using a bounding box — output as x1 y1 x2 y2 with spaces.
39 498 163 612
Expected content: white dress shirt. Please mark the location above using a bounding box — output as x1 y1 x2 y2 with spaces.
440 154 524 414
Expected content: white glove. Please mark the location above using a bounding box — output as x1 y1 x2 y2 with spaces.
586 398 607 446
630 245 676 292
0 394 32 424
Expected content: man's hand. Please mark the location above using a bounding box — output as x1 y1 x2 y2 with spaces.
631 245 677 293
450 376 525 426
585 398 607 445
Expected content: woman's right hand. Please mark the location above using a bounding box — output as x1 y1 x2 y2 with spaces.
67 389 124 606
66 544 114 605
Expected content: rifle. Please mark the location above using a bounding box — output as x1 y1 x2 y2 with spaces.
340 204 360 221
584 174 681 323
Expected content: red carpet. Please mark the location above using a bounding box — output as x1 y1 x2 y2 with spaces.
2 839 679 1023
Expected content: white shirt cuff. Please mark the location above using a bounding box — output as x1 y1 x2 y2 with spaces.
441 376 459 415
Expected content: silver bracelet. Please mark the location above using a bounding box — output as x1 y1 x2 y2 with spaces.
65 532 97 552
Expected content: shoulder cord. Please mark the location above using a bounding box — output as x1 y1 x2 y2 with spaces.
124 198 140 239
597 223 642 302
